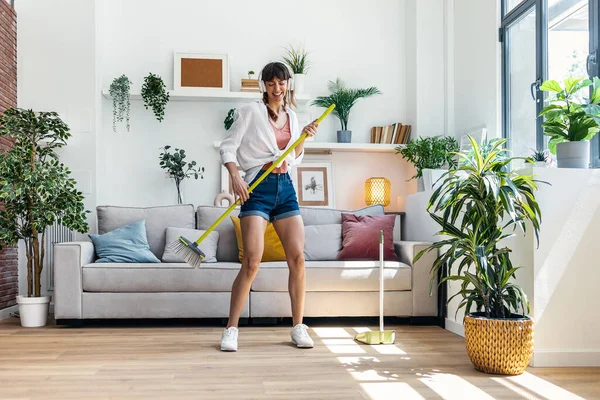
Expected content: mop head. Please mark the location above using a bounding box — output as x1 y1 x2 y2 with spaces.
354 330 396 345
167 236 206 268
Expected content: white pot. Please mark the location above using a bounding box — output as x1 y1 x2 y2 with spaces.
422 169 447 191
293 73 305 94
17 295 50 327
556 141 590 169
534 161 547 168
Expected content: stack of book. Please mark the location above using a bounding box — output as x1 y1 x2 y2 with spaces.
240 79 260 93
370 123 411 145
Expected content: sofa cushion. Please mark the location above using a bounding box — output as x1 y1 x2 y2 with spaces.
338 214 397 261
97 204 195 259
304 224 342 261
230 216 285 262
196 205 241 262
82 262 242 292
299 204 385 226
161 227 219 263
252 261 411 292
88 220 161 263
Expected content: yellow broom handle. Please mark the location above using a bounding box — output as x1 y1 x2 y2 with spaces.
194 104 335 245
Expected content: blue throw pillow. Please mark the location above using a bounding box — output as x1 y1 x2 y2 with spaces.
88 220 161 263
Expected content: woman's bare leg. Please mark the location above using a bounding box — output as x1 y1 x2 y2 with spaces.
226 216 266 328
273 215 306 326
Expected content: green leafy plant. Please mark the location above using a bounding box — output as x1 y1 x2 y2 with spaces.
282 45 310 74
539 76 600 154
224 108 235 131
141 73 170 122
159 145 205 204
395 135 459 179
311 79 381 131
248 70 255 77
414 136 543 319
109 74 132 132
0 108 90 298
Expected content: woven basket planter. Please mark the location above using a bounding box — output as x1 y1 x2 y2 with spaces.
464 313 534 375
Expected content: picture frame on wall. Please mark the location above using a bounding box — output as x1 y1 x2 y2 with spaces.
174 53 229 93
291 161 334 208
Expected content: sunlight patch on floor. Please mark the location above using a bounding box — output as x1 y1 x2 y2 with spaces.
322 339 366 354
311 327 353 338
360 382 425 400
501 371 587 400
337 356 399 382
418 372 495 400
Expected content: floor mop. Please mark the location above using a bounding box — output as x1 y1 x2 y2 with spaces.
354 230 396 345
169 104 336 268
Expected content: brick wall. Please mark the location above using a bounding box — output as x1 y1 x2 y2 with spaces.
0 0 18 310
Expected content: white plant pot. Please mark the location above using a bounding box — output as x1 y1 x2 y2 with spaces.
422 169 447 191
534 161 547 168
293 74 305 94
556 141 590 169
17 295 50 327
416 177 425 192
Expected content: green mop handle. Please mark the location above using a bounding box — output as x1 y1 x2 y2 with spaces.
193 104 336 246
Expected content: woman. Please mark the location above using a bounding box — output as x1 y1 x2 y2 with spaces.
219 61 319 352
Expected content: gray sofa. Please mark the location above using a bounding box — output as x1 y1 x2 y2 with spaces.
53 204 438 323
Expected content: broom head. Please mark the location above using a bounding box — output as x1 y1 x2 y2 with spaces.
354 330 396 345
167 236 206 268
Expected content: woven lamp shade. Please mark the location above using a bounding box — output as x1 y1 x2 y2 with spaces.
365 177 391 206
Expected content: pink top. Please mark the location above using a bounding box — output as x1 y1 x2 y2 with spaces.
262 117 291 173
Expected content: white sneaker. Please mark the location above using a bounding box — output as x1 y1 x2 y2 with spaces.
221 327 238 351
291 324 314 348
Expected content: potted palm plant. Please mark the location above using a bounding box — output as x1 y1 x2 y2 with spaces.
414 136 543 375
0 108 90 327
539 77 600 168
311 79 381 143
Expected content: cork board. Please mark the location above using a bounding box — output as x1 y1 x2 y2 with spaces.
180 58 223 88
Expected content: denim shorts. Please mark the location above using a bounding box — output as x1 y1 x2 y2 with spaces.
239 172 301 222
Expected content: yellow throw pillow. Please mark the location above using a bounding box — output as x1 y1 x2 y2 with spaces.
230 216 286 262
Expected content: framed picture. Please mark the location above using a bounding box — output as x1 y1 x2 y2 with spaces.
174 53 229 93
291 161 334 208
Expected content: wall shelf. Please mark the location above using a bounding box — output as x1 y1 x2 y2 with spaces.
102 89 312 103
212 141 404 153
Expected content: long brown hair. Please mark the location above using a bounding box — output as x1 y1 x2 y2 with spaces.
260 61 296 121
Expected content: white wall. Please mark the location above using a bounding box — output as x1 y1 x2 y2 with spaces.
16 0 97 296
452 0 502 140
96 0 409 211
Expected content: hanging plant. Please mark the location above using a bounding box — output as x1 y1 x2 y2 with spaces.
141 73 170 122
224 108 236 130
109 75 132 132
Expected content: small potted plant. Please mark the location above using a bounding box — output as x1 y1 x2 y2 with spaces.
109 74 132 132
159 145 205 204
248 70 255 80
282 45 310 94
311 78 381 143
395 135 459 191
529 149 548 167
539 76 600 168
141 73 170 122
414 136 543 375
0 108 90 327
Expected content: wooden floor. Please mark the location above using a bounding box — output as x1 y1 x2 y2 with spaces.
0 318 598 400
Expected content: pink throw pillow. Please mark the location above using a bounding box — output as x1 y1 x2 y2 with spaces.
337 213 397 261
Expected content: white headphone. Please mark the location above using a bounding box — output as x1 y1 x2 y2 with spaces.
258 62 295 93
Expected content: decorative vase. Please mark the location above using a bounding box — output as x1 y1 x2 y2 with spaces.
556 141 590 168
464 313 534 375
17 295 50 327
416 177 425 192
337 130 352 143
293 73 305 94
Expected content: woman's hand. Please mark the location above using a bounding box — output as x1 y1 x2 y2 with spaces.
231 173 249 204
303 120 319 137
